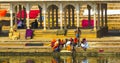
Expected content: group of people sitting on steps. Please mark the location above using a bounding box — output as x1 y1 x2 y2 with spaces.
51 27 89 52
51 38 89 52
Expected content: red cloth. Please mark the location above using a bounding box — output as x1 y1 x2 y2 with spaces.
74 38 78 44
82 19 94 28
17 10 40 19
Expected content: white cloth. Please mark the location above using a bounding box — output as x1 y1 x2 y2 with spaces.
66 41 71 46
81 42 89 48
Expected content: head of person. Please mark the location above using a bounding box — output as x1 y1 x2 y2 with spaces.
52 39 56 43
70 38 73 42
82 38 86 43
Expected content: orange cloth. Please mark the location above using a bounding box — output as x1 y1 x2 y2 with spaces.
52 41 59 51
66 45 71 51
51 39 56 47
51 59 57 63
0 10 7 17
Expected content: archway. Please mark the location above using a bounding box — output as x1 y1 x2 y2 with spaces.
30 5 43 29
14 4 26 29
47 5 59 29
64 5 76 29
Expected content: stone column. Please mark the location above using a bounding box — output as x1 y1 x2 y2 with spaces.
48 9 50 29
60 3 63 29
43 3 46 30
93 4 97 31
26 3 30 29
23 6 26 24
52 7 54 28
40 8 43 28
76 4 80 27
72 8 74 26
10 3 13 30
14 5 18 30
56 8 58 28
101 4 104 27
68 6 70 27
64 10 67 29
19 5 22 20
97 4 100 29
87 5 91 28
105 4 107 27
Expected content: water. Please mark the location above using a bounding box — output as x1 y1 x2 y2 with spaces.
0 56 119 63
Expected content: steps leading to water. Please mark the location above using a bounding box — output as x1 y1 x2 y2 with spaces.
0 37 120 52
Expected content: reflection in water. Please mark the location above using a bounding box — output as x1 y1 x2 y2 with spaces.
52 56 61 63
0 58 9 63
82 57 88 63
0 55 119 63
26 59 35 63
97 56 108 63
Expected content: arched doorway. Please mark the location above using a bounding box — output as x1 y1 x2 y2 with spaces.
47 5 59 29
14 4 26 29
80 4 93 29
64 5 76 29
30 5 43 29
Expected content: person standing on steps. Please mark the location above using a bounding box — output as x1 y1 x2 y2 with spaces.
74 27 81 47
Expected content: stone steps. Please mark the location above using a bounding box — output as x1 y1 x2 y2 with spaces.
0 38 120 52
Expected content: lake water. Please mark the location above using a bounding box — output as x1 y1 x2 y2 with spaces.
0 55 119 63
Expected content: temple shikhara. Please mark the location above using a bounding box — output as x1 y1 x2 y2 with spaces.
0 0 120 39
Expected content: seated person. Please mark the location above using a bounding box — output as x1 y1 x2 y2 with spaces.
9 29 20 40
17 20 23 29
31 19 38 29
81 38 89 51
9 29 13 40
25 28 33 39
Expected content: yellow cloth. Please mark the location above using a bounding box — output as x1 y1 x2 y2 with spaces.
9 32 13 39
12 31 20 40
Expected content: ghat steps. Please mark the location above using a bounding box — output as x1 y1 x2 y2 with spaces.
0 37 120 52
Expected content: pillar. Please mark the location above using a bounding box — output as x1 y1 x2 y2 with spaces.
105 4 107 27
52 7 54 28
101 4 104 27
87 5 91 28
14 5 18 30
40 8 43 27
76 4 80 27
56 8 58 28
68 6 70 27
93 4 97 31
64 10 67 29
26 3 30 29
60 3 63 29
97 4 100 29
19 5 22 20
43 3 46 30
10 3 13 30
48 10 50 29
23 6 26 24
72 8 74 26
